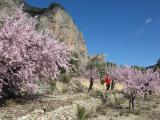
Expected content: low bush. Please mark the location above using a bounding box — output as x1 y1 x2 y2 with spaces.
59 73 72 84
77 105 87 120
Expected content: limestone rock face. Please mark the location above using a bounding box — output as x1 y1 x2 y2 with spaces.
0 0 22 27
0 0 22 15
37 6 88 67
0 1 88 67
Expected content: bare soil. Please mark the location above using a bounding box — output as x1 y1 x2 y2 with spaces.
90 94 160 120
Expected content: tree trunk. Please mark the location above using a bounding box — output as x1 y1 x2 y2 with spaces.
129 94 135 111
88 77 94 92
111 80 115 90
144 92 147 100
132 96 135 110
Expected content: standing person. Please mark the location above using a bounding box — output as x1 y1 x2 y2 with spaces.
105 74 111 91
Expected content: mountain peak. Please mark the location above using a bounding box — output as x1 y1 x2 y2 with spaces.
23 2 65 16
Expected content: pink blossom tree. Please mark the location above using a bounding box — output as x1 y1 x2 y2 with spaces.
111 67 160 110
0 7 70 98
83 67 99 92
140 69 160 95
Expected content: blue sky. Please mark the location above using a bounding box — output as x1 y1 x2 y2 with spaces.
25 0 160 67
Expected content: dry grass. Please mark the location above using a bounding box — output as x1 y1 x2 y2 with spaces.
79 77 106 91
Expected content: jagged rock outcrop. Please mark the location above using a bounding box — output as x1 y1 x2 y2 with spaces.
0 0 22 16
0 0 88 67
36 4 88 67
89 54 106 63
0 0 22 27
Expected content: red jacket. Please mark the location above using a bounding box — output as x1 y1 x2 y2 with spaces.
105 77 111 85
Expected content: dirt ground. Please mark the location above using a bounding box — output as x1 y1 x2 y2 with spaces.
0 79 160 120
90 94 160 120
0 93 88 120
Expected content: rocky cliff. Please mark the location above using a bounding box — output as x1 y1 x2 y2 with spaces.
0 0 88 67
36 4 88 67
0 0 22 17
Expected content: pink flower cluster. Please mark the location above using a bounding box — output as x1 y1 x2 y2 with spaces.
0 7 70 97
84 67 99 80
111 67 160 96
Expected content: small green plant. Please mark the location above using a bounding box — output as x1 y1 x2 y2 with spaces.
49 79 56 92
77 105 87 120
92 90 102 98
59 73 72 84
100 79 105 85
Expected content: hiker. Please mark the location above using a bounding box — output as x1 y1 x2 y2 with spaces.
104 74 111 91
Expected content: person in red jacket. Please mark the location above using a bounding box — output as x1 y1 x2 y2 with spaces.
104 74 111 91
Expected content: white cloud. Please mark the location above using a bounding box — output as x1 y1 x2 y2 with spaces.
136 28 144 34
145 17 152 24
136 17 153 34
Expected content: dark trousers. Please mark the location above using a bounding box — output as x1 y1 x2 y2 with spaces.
106 84 110 90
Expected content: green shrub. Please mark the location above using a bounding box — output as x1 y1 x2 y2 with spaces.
49 79 56 92
60 73 72 84
100 79 105 85
77 105 87 120
92 90 102 98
